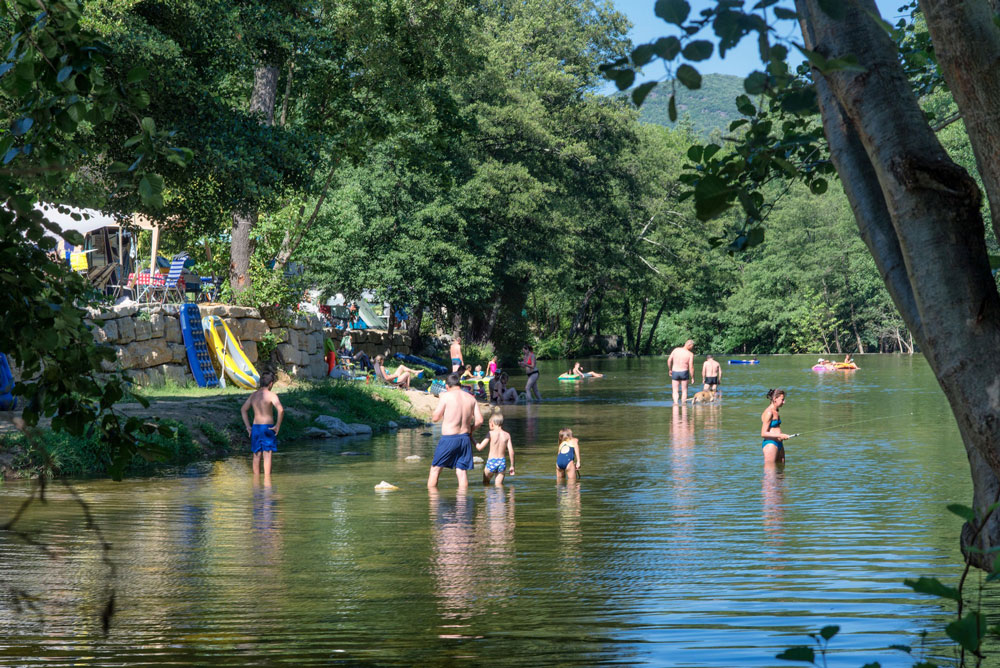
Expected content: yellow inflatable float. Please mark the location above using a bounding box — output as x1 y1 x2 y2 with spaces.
201 315 260 389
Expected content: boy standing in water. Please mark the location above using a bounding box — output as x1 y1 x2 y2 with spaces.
241 371 284 477
476 413 515 486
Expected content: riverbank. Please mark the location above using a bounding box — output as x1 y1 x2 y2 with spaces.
0 379 437 479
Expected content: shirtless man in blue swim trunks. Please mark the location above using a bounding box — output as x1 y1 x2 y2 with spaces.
240 371 284 477
667 339 695 405
428 373 483 489
450 336 464 373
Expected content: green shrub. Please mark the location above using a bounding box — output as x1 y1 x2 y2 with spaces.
460 342 495 369
535 335 570 360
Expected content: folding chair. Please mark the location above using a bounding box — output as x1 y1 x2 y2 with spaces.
159 253 189 304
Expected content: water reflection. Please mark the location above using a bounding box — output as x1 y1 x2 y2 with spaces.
762 463 786 549
251 476 283 569
428 489 478 623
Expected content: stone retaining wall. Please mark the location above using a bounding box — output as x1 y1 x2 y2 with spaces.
84 304 414 387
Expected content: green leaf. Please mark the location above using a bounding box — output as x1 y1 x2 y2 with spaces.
773 7 798 19
744 71 768 95
687 145 703 162
703 143 721 161
736 94 756 116
780 88 818 115
11 116 32 136
809 178 828 195
903 576 960 602
945 611 986 653
140 116 156 134
56 65 72 83
631 81 657 107
653 36 680 60
746 227 765 247
776 646 815 662
682 40 713 62
62 230 85 246
654 0 691 25
676 64 701 90
614 69 635 90
668 93 677 122
819 625 839 641
946 503 976 522
729 119 748 131
126 66 147 83
694 174 735 221
632 44 656 67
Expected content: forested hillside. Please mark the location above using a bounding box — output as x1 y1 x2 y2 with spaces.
638 74 744 136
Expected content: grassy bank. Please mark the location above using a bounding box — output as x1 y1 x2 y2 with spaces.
0 379 427 480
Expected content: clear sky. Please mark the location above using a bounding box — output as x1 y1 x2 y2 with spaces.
610 0 909 80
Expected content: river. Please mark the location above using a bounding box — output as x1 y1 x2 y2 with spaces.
0 354 988 665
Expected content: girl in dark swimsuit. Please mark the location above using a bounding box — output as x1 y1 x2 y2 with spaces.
761 388 790 464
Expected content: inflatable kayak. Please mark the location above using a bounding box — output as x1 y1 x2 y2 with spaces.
394 352 448 375
728 359 760 365
202 315 259 389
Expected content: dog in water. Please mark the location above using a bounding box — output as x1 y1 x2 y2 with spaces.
688 389 717 404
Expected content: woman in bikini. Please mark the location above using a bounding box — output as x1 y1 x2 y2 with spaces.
520 345 541 401
761 388 791 464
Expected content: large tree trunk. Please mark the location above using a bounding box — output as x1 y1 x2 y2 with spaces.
643 298 669 355
797 0 1000 568
407 305 424 353
634 296 649 356
920 0 1000 243
622 296 634 355
569 282 602 339
229 64 279 296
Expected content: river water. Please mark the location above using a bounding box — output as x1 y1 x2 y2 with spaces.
0 355 990 665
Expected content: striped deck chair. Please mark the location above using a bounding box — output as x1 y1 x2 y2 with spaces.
159 253 189 304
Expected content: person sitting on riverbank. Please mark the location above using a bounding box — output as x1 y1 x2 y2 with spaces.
494 373 519 404
374 355 417 389
474 364 485 377
571 361 603 378
556 428 581 481
461 364 474 380
240 371 284 477
476 413 515 486
761 388 791 465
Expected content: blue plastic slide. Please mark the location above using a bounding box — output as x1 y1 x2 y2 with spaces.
179 304 220 388
394 353 449 375
0 352 16 410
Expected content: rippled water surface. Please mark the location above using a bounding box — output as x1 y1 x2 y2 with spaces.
0 355 989 665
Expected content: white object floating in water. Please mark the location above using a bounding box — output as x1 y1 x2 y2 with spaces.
404 455 421 462
472 456 484 464
374 481 400 491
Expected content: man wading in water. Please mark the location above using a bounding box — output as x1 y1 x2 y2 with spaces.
667 339 695 405
428 373 483 489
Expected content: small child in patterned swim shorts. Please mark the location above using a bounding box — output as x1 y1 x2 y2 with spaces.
475 412 515 486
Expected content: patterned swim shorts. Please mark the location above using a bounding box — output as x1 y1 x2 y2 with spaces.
485 457 507 474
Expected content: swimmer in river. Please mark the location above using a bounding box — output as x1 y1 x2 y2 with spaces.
761 388 791 465
571 361 604 378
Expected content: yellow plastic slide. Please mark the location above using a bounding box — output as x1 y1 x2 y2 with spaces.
201 315 259 389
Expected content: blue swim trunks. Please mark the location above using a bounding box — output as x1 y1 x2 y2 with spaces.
251 424 278 453
485 457 507 474
432 434 474 470
451 357 462 366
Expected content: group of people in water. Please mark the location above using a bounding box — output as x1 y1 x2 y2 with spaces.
427 372 581 488
243 337 798 486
